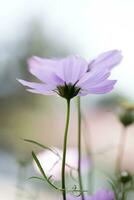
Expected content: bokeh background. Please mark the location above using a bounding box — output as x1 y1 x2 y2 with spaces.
0 0 134 199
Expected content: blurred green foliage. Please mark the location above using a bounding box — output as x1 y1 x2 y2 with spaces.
0 19 69 155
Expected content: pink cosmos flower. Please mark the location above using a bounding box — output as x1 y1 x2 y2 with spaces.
67 189 114 200
88 189 114 200
33 147 89 181
18 50 122 99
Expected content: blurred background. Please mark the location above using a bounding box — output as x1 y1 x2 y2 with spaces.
0 0 134 199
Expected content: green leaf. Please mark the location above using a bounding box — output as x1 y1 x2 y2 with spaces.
107 178 118 200
23 138 77 172
23 138 60 157
31 151 88 194
32 151 61 191
28 176 46 182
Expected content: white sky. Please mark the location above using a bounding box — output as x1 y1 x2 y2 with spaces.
0 0 134 99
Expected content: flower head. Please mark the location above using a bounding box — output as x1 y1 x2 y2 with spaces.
67 189 114 200
18 50 122 100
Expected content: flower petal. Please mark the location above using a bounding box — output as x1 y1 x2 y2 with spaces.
76 68 110 89
28 56 64 86
79 80 116 95
26 89 54 95
88 50 123 71
18 79 55 95
59 56 88 84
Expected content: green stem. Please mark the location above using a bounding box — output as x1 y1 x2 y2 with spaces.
61 99 71 200
122 189 126 200
115 127 126 175
83 120 94 194
77 97 85 200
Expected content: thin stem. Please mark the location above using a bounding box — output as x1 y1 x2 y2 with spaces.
82 112 94 194
115 127 127 175
122 185 126 200
85 134 94 194
61 99 71 200
77 97 85 200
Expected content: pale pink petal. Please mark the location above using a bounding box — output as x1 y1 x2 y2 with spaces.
79 80 116 95
28 56 64 86
18 79 55 95
60 56 88 83
76 69 110 88
88 50 122 71
26 89 54 95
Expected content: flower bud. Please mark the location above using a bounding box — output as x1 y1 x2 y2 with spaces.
119 171 132 184
119 102 134 127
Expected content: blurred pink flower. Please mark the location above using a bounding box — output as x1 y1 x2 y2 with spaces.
67 189 114 200
33 147 89 180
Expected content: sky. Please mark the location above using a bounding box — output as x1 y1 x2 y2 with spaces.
0 0 134 99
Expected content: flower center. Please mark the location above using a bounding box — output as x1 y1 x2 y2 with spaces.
57 83 80 100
